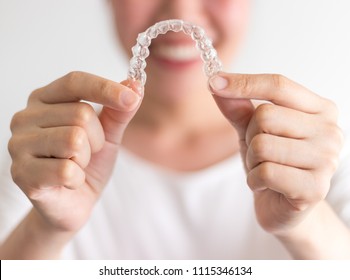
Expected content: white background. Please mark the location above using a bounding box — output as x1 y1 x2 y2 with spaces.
2 260 350 280
1 0 350 156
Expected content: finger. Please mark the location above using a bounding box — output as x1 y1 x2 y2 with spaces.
245 103 317 145
247 162 328 206
246 134 323 170
98 80 143 144
30 71 141 112
212 95 255 142
23 102 105 153
12 156 85 191
209 72 327 114
12 127 91 169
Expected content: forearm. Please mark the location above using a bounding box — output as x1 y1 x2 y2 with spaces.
276 200 350 259
0 208 74 260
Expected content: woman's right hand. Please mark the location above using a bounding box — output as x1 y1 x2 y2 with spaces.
8 71 142 234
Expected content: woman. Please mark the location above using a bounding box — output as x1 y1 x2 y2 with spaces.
1 0 350 259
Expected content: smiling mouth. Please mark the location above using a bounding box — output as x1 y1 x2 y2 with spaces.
151 44 202 64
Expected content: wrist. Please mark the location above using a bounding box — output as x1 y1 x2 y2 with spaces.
27 208 76 252
274 201 350 259
0 208 76 259
275 220 319 259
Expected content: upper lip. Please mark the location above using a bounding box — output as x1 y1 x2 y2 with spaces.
150 31 215 45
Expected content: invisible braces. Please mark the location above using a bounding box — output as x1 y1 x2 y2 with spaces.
127 19 222 88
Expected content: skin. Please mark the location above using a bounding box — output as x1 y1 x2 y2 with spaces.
1 0 350 259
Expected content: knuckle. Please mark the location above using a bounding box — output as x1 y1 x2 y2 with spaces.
7 136 19 158
250 134 270 161
57 160 77 186
318 124 344 155
72 103 95 126
324 156 339 174
10 158 35 191
65 127 86 155
246 171 260 190
27 88 42 104
329 125 344 149
314 122 343 155
10 110 26 132
63 71 84 91
98 79 115 99
246 172 255 189
323 98 339 120
255 104 275 131
257 162 275 185
65 71 82 83
317 150 339 174
10 162 22 186
271 74 289 91
235 75 251 93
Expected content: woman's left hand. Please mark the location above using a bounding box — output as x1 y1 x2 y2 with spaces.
210 72 344 236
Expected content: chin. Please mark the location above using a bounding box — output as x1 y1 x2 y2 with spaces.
145 70 208 103
145 58 208 98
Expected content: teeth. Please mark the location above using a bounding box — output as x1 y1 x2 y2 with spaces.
153 45 199 61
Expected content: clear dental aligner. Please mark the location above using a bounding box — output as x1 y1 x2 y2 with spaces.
127 19 222 88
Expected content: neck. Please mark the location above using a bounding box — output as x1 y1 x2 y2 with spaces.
123 83 240 171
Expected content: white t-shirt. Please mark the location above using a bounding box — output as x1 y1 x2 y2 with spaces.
1 132 350 259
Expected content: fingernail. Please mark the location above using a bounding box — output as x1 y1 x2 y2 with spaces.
120 90 140 110
209 75 228 92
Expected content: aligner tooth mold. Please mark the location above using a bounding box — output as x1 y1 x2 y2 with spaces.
127 19 222 89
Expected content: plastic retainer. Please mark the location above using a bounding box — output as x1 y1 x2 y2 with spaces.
127 19 222 88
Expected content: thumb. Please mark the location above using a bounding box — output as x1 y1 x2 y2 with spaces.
99 80 143 145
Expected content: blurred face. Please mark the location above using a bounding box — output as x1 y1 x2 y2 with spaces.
110 0 250 101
